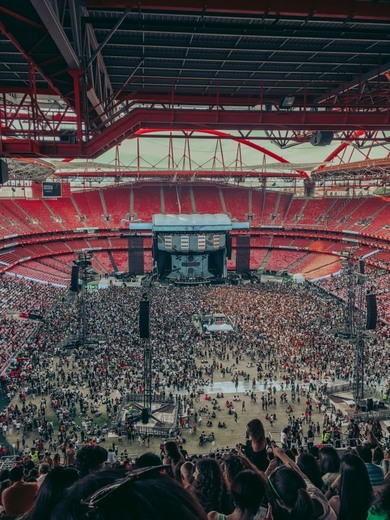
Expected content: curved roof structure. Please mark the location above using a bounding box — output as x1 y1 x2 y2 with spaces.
0 0 390 160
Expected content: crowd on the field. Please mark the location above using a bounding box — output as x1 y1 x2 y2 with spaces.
0 276 389 518
0 279 389 445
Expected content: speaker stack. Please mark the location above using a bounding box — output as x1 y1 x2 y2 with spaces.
139 299 150 339
310 131 334 146
70 266 79 292
366 293 377 330
0 160 9 184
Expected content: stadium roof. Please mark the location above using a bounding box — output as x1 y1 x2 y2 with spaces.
1 1 390 160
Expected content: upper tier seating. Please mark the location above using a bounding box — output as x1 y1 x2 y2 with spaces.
283 199 307 226
260 192 280 225
103 187 131 226
193 186 223 214
250 249 268 269
264 250 306 272
177 186 194 214
0 200 36 235
72 191 105 227
222 187 249 221
133 185 161 220
162 186 179 214
336 198 387 231
273 193 293 226
17 200 62 232
43 197 83 229
1 187 390 240
299 199 335 226
328 199 363 230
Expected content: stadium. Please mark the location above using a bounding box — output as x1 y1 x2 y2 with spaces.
0 1 389 519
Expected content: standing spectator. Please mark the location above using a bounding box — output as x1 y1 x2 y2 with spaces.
65 443 76 467
244 419 269 472
107 448 117 466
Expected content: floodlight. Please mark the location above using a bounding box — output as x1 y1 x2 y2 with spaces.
279 96 295 109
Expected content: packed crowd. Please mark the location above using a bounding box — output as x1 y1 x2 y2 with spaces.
0 278 66 376
0 275 389 518
315 266 390 325
0 279 389 448
0 417 389 519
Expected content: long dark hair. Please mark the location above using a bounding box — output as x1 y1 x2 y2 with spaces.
297 452 324 490
268 466 315 520
231 470 268 517
247 419 266 444
164 441 183 466
318 446 340 475
193 458 230 514
26 466 79 520
222 455 251 489
338 452 373 520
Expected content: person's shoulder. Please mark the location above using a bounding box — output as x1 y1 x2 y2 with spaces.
207 512 225 520
328 494 340 516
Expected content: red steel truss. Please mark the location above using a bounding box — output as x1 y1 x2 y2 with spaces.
1 106 390 159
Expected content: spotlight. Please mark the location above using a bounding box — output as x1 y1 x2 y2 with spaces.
279 96 295 109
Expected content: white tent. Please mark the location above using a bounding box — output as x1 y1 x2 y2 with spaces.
206 323 234 332
292 273 305 284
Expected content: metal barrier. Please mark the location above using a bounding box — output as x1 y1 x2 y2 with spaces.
123 393 174 405
0 455 18 470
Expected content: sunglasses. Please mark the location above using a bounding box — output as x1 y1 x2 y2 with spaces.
82 465 172 511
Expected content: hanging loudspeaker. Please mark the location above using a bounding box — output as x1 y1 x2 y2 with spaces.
141 408 149 424
139 299 150 338
366 293 377 330
70 266 79 292
0 160 9 184
310 131 334 146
